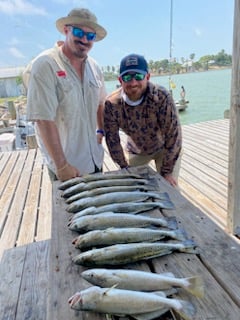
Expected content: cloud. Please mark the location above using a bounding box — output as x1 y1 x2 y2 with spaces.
9 47 25 59
194 28 202 37
0 0 47 15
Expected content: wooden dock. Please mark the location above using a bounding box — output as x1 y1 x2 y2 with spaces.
0 119 233 258
104 118 230 232
179 119 229 231
1 118 240 320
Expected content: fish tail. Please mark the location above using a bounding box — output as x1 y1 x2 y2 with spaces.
166 216 178 229
174 300 196 320
174 229 188 241
179 240 198 253
185 276 204 298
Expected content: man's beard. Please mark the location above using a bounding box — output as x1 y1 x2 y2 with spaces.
73 40 90 58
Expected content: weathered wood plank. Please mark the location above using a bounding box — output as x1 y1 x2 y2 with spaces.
182 139 228 165
0 151 21 199
182 147 228 177
47 185 106 320
16 241 50 320
35 164 52 242
180 164 227 210
0 150 35 258
150 168 240 308
0 151 30 258
0 151 11 177
153 253 240 319
17 149 42 246
228 0 240 235
178 178 227 228
0 241 50 320
0 245 26 319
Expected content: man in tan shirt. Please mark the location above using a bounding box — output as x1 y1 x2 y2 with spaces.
26 8 107 181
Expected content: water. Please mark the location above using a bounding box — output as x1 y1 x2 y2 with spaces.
105 68 232 125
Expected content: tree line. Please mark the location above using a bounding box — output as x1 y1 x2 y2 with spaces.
103 49 232 80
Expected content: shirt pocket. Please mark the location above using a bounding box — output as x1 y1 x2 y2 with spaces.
56 76 74 98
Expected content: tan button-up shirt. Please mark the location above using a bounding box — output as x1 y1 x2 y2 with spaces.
27 45 106 175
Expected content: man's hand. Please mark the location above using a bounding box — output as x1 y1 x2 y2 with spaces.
56 163 80 182
164 174 178 187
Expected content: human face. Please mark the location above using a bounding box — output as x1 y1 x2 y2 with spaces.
119 72 150 101
64 24 95 59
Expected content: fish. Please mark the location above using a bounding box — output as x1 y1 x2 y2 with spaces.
68 212 178 232
72 240 198 266
62 178 150 198
65 184 155 204
72 227 187 249
68 286 196 320
71 201 175 220
81 268 204 298
66 191 174 213
58 172 145 190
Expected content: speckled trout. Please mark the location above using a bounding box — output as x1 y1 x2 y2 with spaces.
62 178 150 198
68 286 196 320
73 240 197 266
65 184 155 204
81 268 204 298
72 227 186 249
59 172 144 190
67 191 174 213
68 212 177 232
70 201 174 220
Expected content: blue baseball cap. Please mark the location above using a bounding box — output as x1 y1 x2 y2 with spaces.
119 54 148 77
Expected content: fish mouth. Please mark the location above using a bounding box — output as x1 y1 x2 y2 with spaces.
68 292 81 308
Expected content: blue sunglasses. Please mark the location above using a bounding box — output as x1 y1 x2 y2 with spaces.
67 25 96 41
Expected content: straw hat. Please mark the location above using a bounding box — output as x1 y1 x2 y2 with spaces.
56 8 107 41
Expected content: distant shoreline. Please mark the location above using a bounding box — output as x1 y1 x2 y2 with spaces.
104 66 231 81
149 66 231 78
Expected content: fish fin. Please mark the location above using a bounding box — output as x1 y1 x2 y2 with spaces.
132 308 170 320
151 291 167 297
184 276 204 298
174 300 196 320
162 288 178 296
179 240 198 253
103 283 119 295
151 288 177 297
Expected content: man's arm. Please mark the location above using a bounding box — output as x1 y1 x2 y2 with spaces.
103 101 128 168
36 120 80 181
96 103 104 144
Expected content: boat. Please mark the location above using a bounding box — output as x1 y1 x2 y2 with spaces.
175 99 189 112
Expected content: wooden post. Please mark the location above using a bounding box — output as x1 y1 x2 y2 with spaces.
227 0 240 236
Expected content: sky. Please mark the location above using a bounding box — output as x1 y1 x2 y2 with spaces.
0 0 234 69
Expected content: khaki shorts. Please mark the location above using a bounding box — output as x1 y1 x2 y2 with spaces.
128 150 182 182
